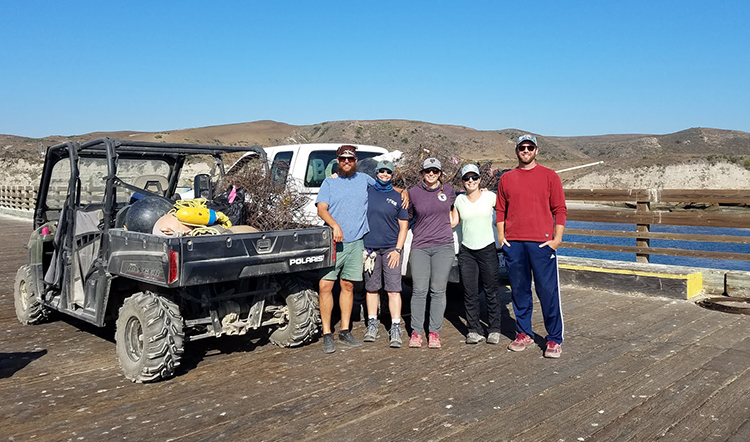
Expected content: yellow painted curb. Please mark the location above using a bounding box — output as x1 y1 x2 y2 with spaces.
559 264 704 299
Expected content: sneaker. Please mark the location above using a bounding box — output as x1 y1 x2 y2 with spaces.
339 330 362 347
465 332 486 345
409 332 423 348
544 341 562 358
363 318 380 342
428 332 441 349
389 323 403 348
322 333 335 354
507 333 534 352
487 332 501 345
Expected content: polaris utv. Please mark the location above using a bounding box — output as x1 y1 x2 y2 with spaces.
14 138 332 382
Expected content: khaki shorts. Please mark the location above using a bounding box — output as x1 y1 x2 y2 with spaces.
320 239 365 282
363 247 403 293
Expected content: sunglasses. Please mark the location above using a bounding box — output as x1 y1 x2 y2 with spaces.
377 168 393 175
338 156 357 162
422 168 441 174
462 174 480 182
517 144 537 152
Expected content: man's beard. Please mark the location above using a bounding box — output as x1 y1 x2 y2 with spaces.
339 164 357 178
517 151 536 165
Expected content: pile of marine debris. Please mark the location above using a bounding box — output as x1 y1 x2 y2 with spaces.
215 145 506 231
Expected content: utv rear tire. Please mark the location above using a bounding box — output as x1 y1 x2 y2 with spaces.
14 265 48 325
115 291 184 383
269 279 320 347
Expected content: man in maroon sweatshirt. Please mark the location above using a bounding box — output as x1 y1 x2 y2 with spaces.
496 134 567 358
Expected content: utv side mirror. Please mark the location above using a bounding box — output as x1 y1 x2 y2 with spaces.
194 174 213 199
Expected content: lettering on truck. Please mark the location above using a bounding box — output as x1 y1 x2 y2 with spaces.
289 255 325 266
123 262 166 283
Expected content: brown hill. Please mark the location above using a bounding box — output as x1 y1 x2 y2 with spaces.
1 121 749 187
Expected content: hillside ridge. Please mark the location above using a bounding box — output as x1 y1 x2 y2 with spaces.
2 120 749 188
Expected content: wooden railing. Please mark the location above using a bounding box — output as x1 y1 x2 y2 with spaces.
2 184 748 265
564 189 750 263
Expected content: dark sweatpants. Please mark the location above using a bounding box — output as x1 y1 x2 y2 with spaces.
457 243 502 335
502 240 564 344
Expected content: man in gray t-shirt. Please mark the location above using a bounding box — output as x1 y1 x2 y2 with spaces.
315 144 374 354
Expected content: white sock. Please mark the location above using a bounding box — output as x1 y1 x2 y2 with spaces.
391 318 401 324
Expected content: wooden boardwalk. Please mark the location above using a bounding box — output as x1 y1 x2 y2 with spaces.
2 214 750 442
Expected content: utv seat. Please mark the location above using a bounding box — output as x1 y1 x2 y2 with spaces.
132 174 168 196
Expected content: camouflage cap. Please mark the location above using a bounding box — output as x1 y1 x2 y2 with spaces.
516 134 537 147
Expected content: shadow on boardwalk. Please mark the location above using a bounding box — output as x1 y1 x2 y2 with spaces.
1 214 750 442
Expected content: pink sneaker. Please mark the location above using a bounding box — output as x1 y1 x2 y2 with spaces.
428 332 441 349
409 332 423 348
507 333 534 352
544 341 562 358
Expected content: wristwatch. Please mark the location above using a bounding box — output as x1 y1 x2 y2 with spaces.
394 248 402 254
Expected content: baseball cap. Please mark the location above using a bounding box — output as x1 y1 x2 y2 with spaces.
461 164 480 177
337 144 357 158
376 160 394 172
421 158 442 171
516 134 537 147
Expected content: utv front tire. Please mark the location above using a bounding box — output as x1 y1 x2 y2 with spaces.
269 279 320 347
115 291 184 383
14 265 48 325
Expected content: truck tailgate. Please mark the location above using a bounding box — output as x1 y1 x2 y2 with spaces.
107 227 334 287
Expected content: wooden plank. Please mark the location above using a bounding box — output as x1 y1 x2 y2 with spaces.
506 345 727 442
465 300 742 441
726 271 750 298
728 420 750 442
241 296 655 440
588 368 742 441
565 228 750 244
568 208 749 228
565 188 651 202
563 241 750 261
659 189 750 204
562 242 746 263
564 189 750 204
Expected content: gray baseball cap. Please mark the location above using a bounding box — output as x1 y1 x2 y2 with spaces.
461 164 480 177
421 158 442 171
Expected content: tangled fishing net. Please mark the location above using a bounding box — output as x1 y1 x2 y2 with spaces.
219 157 317 231
388 145 504 191
214 144 507 231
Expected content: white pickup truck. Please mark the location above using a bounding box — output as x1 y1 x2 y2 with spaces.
234 143 396 222
229 143 466 282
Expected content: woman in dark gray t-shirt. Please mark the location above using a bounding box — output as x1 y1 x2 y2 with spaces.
406 158 458 349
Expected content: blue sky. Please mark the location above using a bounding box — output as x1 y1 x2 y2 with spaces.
2 1 749 138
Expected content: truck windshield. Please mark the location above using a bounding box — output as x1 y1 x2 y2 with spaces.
304 150 384 188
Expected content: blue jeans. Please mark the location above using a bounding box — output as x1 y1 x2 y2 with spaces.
409 243 454 335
